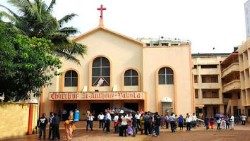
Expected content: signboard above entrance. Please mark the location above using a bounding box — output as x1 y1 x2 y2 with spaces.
49 91 145 100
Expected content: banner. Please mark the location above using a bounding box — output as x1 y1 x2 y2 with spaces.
49 91 144 100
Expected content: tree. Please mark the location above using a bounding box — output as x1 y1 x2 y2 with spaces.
0 22 61 101
0 0 86 63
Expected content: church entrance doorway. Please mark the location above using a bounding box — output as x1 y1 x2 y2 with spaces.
62 103 77 121
124 103 138 112
162 102 172 115
90 103 110 119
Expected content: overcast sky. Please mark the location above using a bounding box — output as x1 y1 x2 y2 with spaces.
2 0 248 53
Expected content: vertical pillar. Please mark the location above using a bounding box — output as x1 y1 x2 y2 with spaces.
27 104 33 135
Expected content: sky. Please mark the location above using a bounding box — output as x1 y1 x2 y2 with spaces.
1 0 248 53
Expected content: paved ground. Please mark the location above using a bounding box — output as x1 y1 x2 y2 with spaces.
3 122 250 141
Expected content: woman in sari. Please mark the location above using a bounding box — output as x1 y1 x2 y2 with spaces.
65 112 75 141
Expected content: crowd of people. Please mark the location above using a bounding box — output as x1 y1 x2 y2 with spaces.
204 114 247 130
37 109 79 140
92 108 162 137
36 108 248 140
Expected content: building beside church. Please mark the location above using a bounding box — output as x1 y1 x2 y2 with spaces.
239 40 250 117
40 7 194 119
221 50 241 116
192 53 228 117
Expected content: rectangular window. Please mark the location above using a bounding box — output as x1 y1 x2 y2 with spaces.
212 91 219 98
202 75 218 83
194 75 198 83
244 51 248 60
202 89 219 98
193 65 197 69
223 93 232 98
161 43 168 46
201 65 217 69
195 89 198 98
248 109 250 117
211 75 218 83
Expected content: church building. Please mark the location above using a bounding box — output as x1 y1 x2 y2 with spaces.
40 5 194 119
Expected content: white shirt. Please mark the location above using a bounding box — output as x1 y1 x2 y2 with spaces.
241 115 247 121
216 118 221 123
192 115 197 121
135 114 141 120
98 114 104 120
230 116 234 122
186 117 192 123
121 116 127 125
106 113 112 120
113 115 119 122
88 115 94 121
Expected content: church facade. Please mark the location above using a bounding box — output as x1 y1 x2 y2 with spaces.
40 25 194 119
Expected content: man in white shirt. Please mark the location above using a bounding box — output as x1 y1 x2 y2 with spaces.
230 115 235 130
86 113 94 131
121 114 128 136
104 112 112 132
135 111 141 131
113 113 119 133
186 113 192 131
241 114 247 125
191 113 197 128
98 112 104 128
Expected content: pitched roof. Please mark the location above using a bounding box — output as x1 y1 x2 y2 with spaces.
73 26 144 46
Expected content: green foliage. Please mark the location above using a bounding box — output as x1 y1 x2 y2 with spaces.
0 22 61 101
0 0 87 63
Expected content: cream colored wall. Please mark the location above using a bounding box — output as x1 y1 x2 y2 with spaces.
64 87 78 92
192 56 226 108
157 85 174 105
43 28 194 116
73 29 143 92
42 29 143 115
143 46 193 115
123 86 139 91
239 40 250 107
0 103 38 139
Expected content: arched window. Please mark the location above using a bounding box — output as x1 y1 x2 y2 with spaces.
92 57 110 86
124 69 138 86
158 67 174 84
64 70 78 87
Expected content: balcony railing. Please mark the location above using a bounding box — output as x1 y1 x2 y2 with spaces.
199 83 221 89
199 69 220 75
195 98 222 105
221 63 239 78
222 80 240 93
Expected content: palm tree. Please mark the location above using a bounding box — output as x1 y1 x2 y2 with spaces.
0 0 86 63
